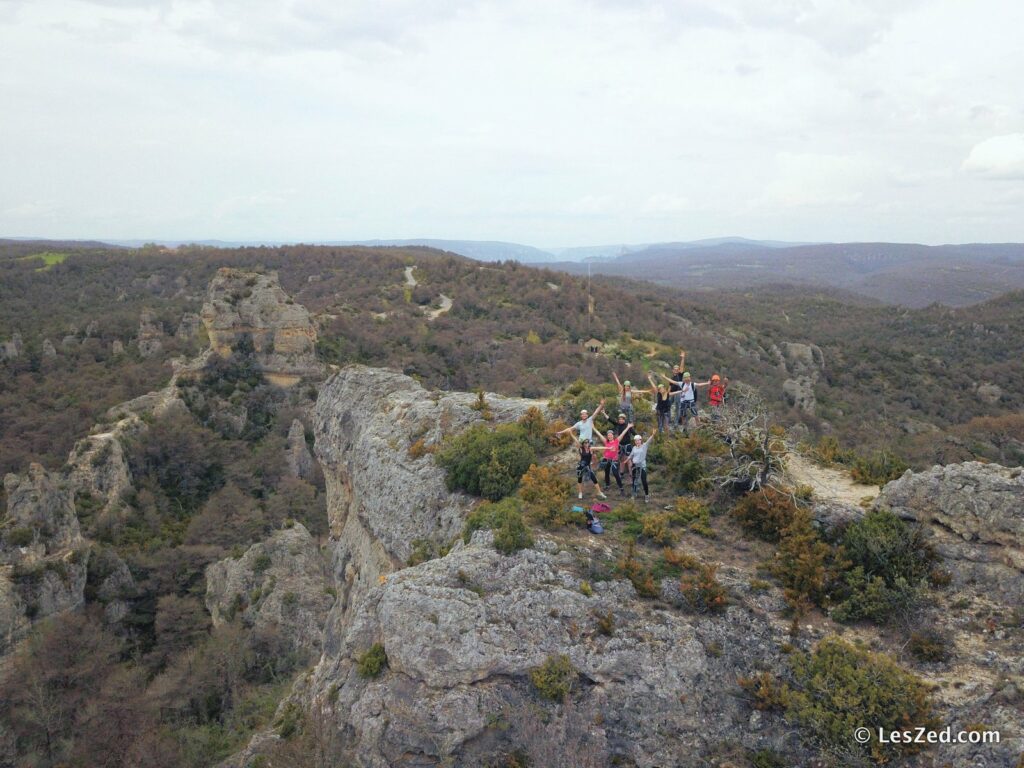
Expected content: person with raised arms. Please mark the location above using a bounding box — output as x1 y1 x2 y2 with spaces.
555 399 606 443
628 426 658 503
593 421 633 496
612 372 653 425
570 436 607 500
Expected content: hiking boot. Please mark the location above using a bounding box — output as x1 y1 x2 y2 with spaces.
597 491 607 500
578 492 583 500
644 495 650 504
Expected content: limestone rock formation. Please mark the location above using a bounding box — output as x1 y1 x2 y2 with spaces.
61 334 78 350
298 533 800 768
1 464 88 655
3 463 82 553
176 312 202 340
201 268 324 386
875 461 1023 603
42 338 57 358
84 320 99 337
111 339 124 355
313 366 546 606
137 309 165 357
205 524 332 658
285 419 315 481
0 333 23 361
777 341 825 415
64 431 134 512
975 382 1003 404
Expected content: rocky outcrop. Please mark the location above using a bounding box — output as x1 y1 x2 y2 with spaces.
205 524 332 659
0 333 23 361
3 463 81 554
875 461 1023 603
42 338 57 358
1 464 88 655
111 339 124 355
137 309 165 357
777 341 824 415
63 430 134 512
299 533 800 768
201 268 324 386
285 419 315 481
176 312 202 340
313 366 546 609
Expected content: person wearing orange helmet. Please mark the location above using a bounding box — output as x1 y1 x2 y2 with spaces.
707 373 729 420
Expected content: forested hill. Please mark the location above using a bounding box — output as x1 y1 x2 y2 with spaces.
1 242 1022 478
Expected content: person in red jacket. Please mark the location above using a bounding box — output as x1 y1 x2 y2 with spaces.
708 374 728 420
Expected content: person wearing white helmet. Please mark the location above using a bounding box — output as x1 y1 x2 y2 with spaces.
628 426 657 502
555 398 606 443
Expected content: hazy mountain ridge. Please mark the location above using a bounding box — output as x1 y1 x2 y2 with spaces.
548 241 1024 307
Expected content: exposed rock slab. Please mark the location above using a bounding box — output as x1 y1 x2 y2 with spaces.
875 461 1024 602
301 535 800 768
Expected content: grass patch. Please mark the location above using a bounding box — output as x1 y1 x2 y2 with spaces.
20 251 68 270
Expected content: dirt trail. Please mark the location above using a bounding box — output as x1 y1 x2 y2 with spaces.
404 266 418 287
426 294 452 319
786 451 879 506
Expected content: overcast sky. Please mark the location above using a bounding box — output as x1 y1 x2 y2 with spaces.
1 0 1023 247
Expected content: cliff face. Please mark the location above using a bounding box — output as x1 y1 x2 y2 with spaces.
0 464 89 655
312 366 546 613
201 268 323 386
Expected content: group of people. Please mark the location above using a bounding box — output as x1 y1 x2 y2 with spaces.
556 350 728 504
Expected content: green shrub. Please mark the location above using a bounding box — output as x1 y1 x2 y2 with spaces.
356 643 388 678
785 636 936 763
252 552 273 574
842 509 934 585
5 526 34 547
677 563 728 613
529 654 577 701
831 509 934 624
732 488 799 542
437 423 536 500
407 538 436 566
670 497 714 537
616 543 660 598
850 450 909 486
907 630 950 663
772 508 840 613
649 432 725 490
275 700 304 740
641 512 676 545
749 749 787 768
463 497 533 555
517 464 573 527
594 610 615 636
830 567 915 623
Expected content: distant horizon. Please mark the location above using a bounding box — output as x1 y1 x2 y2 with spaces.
9 233 1024 253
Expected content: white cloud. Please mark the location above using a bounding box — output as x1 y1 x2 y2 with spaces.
0 0 1022 244
963 134 1024 180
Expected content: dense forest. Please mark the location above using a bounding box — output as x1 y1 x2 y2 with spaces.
2 240 1022 481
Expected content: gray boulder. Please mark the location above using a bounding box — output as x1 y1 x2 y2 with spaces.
875 461 1023 603
41 338 57 358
